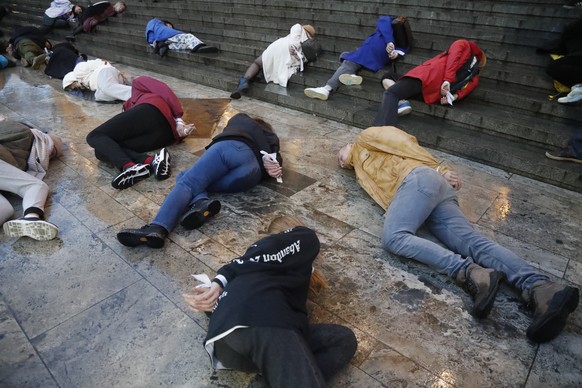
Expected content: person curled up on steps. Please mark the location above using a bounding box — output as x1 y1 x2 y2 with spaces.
145 18 218 58
230 24 315 99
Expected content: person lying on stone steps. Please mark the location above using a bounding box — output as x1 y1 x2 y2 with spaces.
0 117 63 241
373 39 486 126
8 26 52 70
183 215 357 387
67 1 126 39
304 16 407 102
117 113 282 248
40 0 83 35
86 76 194 190
62 58 131 102
230 24 316 99
145 18 218 58
338 125 579 343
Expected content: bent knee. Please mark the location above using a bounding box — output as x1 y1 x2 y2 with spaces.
382 231 409 255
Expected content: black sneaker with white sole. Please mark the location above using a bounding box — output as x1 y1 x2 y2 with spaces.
151 148 171 180
112 163 152 189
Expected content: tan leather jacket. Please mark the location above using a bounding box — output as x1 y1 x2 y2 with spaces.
347 126 450 210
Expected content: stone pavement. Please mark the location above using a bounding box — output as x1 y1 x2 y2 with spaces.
0 63 581 388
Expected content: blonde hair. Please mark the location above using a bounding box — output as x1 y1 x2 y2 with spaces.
267 215 329 295
479 51 487 70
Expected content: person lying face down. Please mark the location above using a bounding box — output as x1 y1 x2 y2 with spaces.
338 125 579 343
183 215 358 387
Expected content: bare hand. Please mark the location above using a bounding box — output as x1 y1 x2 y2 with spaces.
263 158 283 178
443 171 461 191
183 282 223 312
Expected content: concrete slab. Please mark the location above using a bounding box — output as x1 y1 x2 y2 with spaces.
0 63 581 387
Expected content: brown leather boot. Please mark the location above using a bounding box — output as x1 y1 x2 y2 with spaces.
456 263 503 319
525 281 579 343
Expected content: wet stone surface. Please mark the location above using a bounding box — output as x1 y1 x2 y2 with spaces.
0 64 581 387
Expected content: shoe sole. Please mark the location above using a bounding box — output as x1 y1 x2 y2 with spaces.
3 219 58 241
117 231 165 248
112 167 152 189
31 54 46 70
339 74 363 86
526 286 579 343
180 200 221 230
230 91 242 99
472 271 503 319
398 106 412 116
545 152 582 164
304 89 329 101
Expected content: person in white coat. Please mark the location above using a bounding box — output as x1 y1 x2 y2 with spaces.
62 58 131 102
230 24 315 99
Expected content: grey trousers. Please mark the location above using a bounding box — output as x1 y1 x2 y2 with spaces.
0 160 49 224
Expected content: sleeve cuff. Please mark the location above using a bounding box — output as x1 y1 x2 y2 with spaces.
213 275 227 289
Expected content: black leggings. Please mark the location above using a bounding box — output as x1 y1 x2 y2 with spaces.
373 77 423 126
546 55 582 87
86 104 175 170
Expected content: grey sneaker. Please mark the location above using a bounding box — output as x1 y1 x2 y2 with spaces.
545 149 582 164
3 218 59 240
557 84 582 104
525 281 579 343
339 74 363 86
456 263 503 318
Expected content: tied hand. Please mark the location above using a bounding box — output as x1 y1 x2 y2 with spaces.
386 42 398 60
261 151 283 180
176 118 195 137
183 282 223 312
443 171 461 191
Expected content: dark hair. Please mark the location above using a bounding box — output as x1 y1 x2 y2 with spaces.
252 117 274 133
162 20 174 28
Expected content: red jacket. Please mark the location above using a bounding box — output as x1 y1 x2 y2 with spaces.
123 76 183 141
404 40 483 104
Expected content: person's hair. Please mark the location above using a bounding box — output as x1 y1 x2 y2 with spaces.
478 51 487 69
114 1 126 12
267 215 329 295
162 20 174 28
252 117 274 133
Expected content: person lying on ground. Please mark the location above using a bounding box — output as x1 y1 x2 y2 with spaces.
145 18 218 58
338 125 579 343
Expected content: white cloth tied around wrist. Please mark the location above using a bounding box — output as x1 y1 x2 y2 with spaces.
261 150 283 183
191 273 211 289
176 118 195 137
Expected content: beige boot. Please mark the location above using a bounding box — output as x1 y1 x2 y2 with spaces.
525 281 579 343
456 263 503 318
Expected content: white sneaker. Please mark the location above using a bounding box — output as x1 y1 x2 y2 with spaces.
398 100 412 116
339 74 363 86
3 218 59 241
304 87 330 101
558 84 582 104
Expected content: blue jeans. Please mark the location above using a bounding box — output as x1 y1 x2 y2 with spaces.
382 166 549 292
152 140 262 232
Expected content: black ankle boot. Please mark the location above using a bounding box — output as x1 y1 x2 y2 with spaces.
230 77 249 99
180 199 221 230
117 224 168 248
